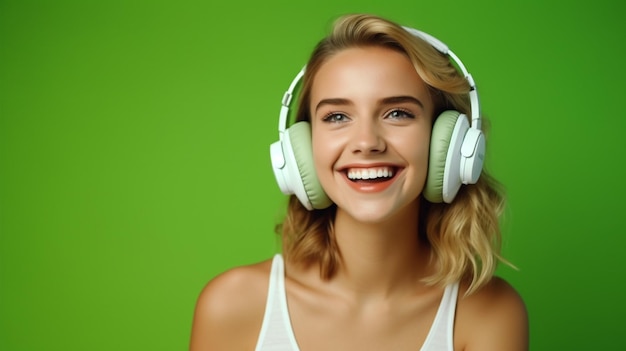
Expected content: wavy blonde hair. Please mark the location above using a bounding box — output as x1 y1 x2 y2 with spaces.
277 13 507 295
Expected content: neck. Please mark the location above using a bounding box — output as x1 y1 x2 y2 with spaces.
331 200 430 299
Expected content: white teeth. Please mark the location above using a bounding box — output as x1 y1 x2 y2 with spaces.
347 167 394 180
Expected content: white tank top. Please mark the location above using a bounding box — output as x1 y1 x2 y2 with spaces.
255 254 459 351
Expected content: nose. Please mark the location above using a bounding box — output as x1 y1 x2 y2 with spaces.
350 119 386 154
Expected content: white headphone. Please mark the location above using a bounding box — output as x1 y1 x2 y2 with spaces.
270 27 485 210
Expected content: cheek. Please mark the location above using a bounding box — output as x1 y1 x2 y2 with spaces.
417 133 432 168
393 128 431 158
396 129 432 178
311 129 338 176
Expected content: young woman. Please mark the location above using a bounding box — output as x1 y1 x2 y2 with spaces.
190 13 528 351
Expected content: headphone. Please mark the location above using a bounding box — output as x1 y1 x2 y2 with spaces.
269 27 485 210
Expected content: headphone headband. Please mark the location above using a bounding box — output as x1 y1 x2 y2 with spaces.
402 27 481 129
277 68 304 136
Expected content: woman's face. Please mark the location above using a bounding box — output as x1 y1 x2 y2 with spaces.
310 46 434 223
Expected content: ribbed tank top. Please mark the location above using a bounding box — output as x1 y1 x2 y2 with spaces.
255 254 459 351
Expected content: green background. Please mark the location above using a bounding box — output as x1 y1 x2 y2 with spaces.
1 0 624 350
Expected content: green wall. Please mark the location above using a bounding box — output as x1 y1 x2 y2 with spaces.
1 0 624 349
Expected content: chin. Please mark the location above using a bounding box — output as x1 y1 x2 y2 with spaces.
336 198 420 224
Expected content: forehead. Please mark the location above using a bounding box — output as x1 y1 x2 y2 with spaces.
310 46 431 106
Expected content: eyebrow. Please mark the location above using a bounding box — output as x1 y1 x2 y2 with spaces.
380 95 424 108
314 95 424 113
314 98 352 113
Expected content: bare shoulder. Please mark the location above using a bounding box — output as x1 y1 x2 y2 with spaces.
456 276 529 351
189 257 274 351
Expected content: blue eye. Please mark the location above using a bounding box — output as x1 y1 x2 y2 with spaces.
322 113 350 123
387 109 415 119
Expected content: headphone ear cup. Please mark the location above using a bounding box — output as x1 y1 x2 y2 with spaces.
424 110 467 203
285 122 332 210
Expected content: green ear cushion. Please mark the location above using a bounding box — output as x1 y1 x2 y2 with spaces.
288 122 332 209
423 110 460 203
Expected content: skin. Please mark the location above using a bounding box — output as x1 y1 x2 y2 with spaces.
190 46 528 351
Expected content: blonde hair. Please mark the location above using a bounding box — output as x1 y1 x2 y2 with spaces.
277 13 507 295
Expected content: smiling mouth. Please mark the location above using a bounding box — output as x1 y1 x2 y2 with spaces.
346 166 397 182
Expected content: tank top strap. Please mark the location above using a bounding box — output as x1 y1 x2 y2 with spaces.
255 254 300 351
420 281 460 351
